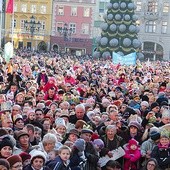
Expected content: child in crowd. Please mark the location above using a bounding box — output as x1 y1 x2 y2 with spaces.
124 139 141 170
46 145 71 170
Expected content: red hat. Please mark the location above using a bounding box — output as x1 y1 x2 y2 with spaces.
128 139 138 147
19 152 31 162
7 155 22 167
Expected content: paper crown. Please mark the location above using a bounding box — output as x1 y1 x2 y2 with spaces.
1 101 12 111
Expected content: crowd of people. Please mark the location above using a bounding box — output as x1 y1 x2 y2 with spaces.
0 51 169 170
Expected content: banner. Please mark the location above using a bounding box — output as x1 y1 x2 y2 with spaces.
4 42 14 62
6 0 14 13
112 52 136 65
0 0 2 12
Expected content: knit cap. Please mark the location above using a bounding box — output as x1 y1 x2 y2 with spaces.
74 139 85 152
93 139 104 149
7 155 22 167
29 150 46 162
128 139 138 147
0 137 14 151
0 158 10 169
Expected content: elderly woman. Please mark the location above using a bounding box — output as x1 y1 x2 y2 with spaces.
100 125 125 162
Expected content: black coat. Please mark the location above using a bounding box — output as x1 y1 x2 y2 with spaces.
69 114 90 124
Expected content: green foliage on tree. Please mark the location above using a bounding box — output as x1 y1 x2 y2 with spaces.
94 0 141 58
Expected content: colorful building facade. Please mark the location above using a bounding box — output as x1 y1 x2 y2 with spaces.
51 0 96 56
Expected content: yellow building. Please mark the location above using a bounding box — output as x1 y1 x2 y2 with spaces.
5 0 52 51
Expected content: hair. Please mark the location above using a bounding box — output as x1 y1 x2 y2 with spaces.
34 126 42 133
143 158 158 170
106 125 117 134
25 124 35 133
106 160 122 170
42 133 57 146
35 108 44 113
58 145 71 154
75 104 85 112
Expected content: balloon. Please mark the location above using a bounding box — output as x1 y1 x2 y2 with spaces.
102 51 111 57
108 13 114 20
103 14 107 20
115 14 121 21
137 52 144 60
129 25 136 33
123 38 131 47
120 2 126 9
132 39 141 48
136 26 140 33
110 24 117 32
132 15 138 21
93 51 101 58
124 14 131 21
109 38 119 47
107 3 113 10
95 36 101 44
119 24 126 32
117 51 124 56
112 3 119 9
100 23 108 31
100 37 108 46
128 3 134 10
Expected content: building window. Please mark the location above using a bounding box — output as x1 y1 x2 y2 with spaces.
71 6 77 16
14 4 17 12
84 7 90 17
11 19 16 28
82 23 89 34
162 21 168 33
163 2 169 13
58 6 64 15
147 1 158 12
69 23 76 34
31 5 36 13
136 1 142 11
21 19 26 30
56 22 63 32
21 4 27 12
145 21 156 33
40 21 45 30
99 2 105 13
40 5 46 14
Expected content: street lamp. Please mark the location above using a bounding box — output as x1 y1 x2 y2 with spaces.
24 16 41 50
58 23 72 41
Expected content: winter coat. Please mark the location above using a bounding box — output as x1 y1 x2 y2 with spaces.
124 147 141 170
83 141 99 170
46 156 71 170
151 144 170 169
23 164 50 170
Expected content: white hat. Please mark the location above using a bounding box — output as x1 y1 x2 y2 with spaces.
55 118 66 128
162 109 170 118
29 150 46 162
141 101 149 107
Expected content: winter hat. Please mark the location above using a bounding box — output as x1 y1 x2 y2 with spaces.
160 101 168 107
128 139 138 147
68 129 79 137
13 114 23 124
150 102 159 110
150 131 160 141
0 158 10 169
93 139 104 149
7 155 22 167
19 152 31 162
162 109 170 118
0 137 14 151
141 101 149 107
74 139 85 152
29 150 46 163
128 121 141 130
55 118 66 128
81 125 93 134
16 130 29 140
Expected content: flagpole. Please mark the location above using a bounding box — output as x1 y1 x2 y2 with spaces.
0 10 2 48
11 1 14 44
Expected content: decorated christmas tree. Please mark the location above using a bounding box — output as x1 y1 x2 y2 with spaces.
94 0 142 58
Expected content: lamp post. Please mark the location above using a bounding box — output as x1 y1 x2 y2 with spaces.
24 16 41 51
58 23 72 41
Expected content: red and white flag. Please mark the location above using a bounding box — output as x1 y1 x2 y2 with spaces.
6 0 14 13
